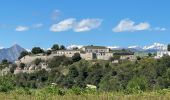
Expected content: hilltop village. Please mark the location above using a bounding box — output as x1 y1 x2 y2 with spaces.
1 44 170 95
0 44 170 75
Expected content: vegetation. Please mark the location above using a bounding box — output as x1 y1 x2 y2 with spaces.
51 44 59 51
168 44 170 51
31 47 44 54
18 51 29 59
2 47 170 99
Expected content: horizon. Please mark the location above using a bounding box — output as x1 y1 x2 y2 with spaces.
0 42 168 51
0 0 169 49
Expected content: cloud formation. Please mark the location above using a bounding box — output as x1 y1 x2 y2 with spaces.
15 26 29 32
154 27 167 31
112 19 150 32
50 18 102 32
50 18 76 32
74 19 102 32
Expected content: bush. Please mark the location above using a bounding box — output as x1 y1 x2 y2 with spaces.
126 76 148 94
72 53 81 62
44 86 65 96
34 58 42 66
70 86 83 95
0 75 15 92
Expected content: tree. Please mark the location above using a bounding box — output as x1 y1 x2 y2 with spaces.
51 44 59 51
60 45 66 50
31 47 44 54
127 76 148 93
20 63 26 70
168 44 170 51
34 58 42 66
46 50 52 55
1 59 8 64
148 53 152 57
99 75 121 92
18 51 29 59
0 75 15 92
72 53 81 62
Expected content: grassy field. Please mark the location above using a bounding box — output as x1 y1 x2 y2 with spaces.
0 90 170 100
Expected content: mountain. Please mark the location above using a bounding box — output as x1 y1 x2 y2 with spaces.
67 45 83 50
0 44 26 62
127 43 167 53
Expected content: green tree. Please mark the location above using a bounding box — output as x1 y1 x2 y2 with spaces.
168 44 170 51
0 75 15 92
34 58 42 66
1 59 8 64
51 44 59 51
20 63 26 70
72 53 81 62
127 76 148 93
99 74 121 92
148 53 152 57
46 50 52 55
60 45 66 50
18 51 29 59
31 47 44 54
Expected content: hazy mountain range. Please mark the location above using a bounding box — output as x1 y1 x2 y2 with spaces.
67 43 167 52
0 44 26 62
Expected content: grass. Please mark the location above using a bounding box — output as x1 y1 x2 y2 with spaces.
0 89 170 100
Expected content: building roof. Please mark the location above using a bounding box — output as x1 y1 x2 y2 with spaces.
83 46 107 49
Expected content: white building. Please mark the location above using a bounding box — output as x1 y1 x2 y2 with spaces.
155 51 170 59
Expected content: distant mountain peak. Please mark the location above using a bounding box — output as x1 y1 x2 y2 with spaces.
0 44 26 62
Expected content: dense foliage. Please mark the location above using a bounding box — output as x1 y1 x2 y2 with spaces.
31 47 44 54
1 55 170 94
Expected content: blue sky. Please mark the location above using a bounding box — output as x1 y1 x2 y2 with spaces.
0 0 169 49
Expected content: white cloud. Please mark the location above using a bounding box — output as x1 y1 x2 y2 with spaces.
112 19 150 32
74 19 102 32
50 18 76 32
15 26 29 32
154 27 167 31
50 18 102 32
33 23 43 28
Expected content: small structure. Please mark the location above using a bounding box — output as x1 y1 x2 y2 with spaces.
81 46 110 53
52 50 81 57
120 55 136 61
155 51 170 59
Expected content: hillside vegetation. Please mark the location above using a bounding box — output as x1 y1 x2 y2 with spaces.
1 45 170 99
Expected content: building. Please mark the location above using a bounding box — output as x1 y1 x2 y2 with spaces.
52 50 81 57
120 55 136 61
155 51 170 59
81 46 110 53
96 52 113 60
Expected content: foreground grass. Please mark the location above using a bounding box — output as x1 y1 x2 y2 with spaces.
0 89 170 100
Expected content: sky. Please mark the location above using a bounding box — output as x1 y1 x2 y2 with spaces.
0 0 169 49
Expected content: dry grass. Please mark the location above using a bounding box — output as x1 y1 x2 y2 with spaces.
0 91 170 100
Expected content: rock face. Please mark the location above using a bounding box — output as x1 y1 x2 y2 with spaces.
0 44 26 62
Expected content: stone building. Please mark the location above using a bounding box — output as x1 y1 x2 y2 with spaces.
81 46 110 53
52 50 81 57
